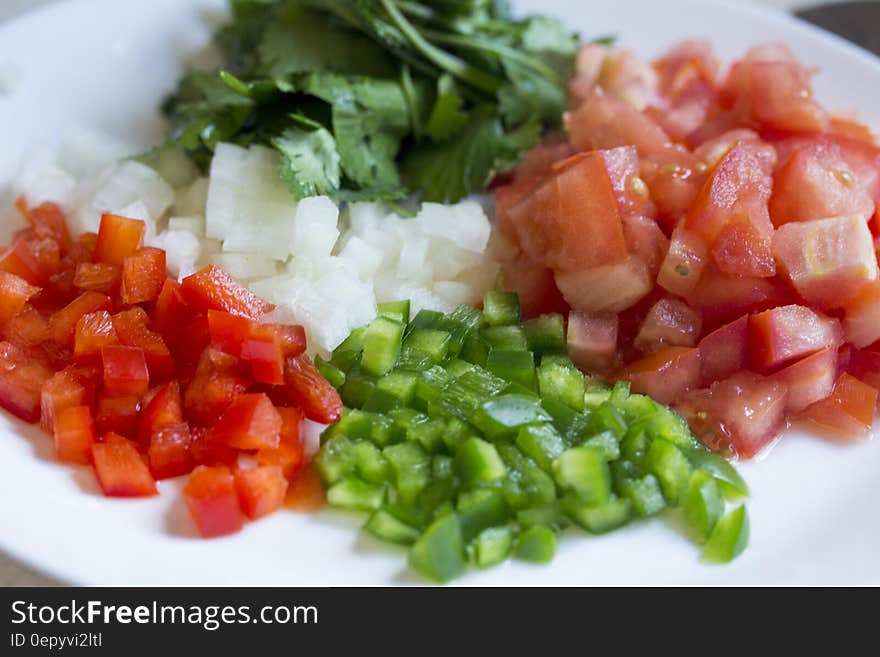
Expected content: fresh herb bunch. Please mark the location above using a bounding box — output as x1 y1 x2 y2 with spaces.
161 0 579 202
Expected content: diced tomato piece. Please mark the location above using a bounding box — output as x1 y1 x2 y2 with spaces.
651 40 721 140
48 291 112 347
567 311 618 374
1 303 47 348
842 280 880 349
770 346 838 415
0 236 54 286
256 406 305 480
148 422 194 480
634 298 702 353
697 315 749 386
93 214 145 266
20 200 72 252
508 151 628 272
748 305 843 373
829 115 876 144
40 365 97 434
511 133 573 182
846 347 880 390
495 178 542 240
207 310 252 359
184 348 249 427
95 392 141 439
73 310 119 362
153 278 191 346
597 146 657 220
622 215 669 278
710 214 776 278
73 262 120 295
640 146 707 226
616 346 701 405
101 345 149 396
677 371 788 458
693 129 772 170
0 341 54 423
556 255 652 314
138 381 183 445
184 465 245 538
773 215 878 309
282 355 343 424
181 265 274 320
686 271 790 329
120 247 166 305
500 254 569 320
750 60 828 133
277 324 307 358
800 373 877 441
210 393 282 451
657 227 709 297
111 308 173 381
54 405 96 465
0 271 40 324
91 432 157 497
235 465 288 520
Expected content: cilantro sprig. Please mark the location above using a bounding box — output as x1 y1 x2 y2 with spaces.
161 0 579 203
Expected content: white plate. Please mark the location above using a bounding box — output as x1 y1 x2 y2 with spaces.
1 0 878 586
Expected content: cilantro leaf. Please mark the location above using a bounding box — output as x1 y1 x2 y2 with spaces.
273 117 341 199
498 58 567 126
426 74 469 142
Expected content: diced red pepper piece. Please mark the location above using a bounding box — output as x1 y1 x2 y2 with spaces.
138 381 183 445
101 345 150 396
210 392 282 451
111 308 173 382
235 465 288 520
183 348 249 427
0 271 41 324
69 232 98 265
616 346 701 405
277 324 307 358
48 291 112 347
190 426 238 467
243 323 285 385
180 265 274 320
93 214 145 266
0 341 54 423
1 303 48 348
183 465 245 538
282 355 343 423
153 278 191 346
54 405 96 465
148 422 194 480
256 407 306 479
748 305 844 373
121 247 166 305
73 262 120 295
800 373 877 441
207 310 252 359
91 432 157 497
0 236 53 286
95 392 141 439
74 310 119 362
18 199 73 252
40 365 97 434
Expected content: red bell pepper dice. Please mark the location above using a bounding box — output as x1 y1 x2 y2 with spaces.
91 432 158 497
93 214 145 266
277 324 307 358
111 308 174 382
40 365 98 434
49 291 112 347
74 310 120 362
0 341 54 423
0 236 53 286
95 392 142 439
181 265 274 319
148 422 195 480
207 310 252 358
235 465 288 520
748 305 844 373
121 247 166 305
190 427 238 467
1 303 48 348
183 465 245 538
138 381 183 445
256 406 305 479
283 355 343 424
20 200 73 252
153 278 191 345
101 345 150 397
54 405 96 465
0 271 41 324
210 393 282 451
73 262 120 295
616 346 701 406
183 348 249 427
243 323 285 385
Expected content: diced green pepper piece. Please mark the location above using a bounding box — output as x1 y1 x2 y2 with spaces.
315 435 356 485
642 406 701 450
473 526 515 568
480 325 528 350
376 370 419 406
561 494 633 534
407 417 446 452
683 470 725 542
396 347 435 372
589 401 628 439
610 380 631 405
584 388 613 409
516 505 566 530
610 460 643 491
327 477 386 511
702 506 749 563
325 409 374 442
361 316 406 377
315 356 346 389
432 454 455 480
515 525 556 563
413 366 452 410
340 367 377 409
457 489 510 543
644 439 692 505
403 328 452 365
542 398 592 444
553 446 611 506
482 290 521 327
331 326 366 372
470 395 552 439
619 393 657 423
455 437 507 484
362 388 401 413
537 357 585 411
497 444 557 511
409 309 447 331
581 430 621 461
365 508 421 545
409 513 467 583
460 332 490 367
620 428 649 465
515 424 565 472
487 349 536 389
684 447 750 499
378 300 410 324
384 442 431 506
523 314 566 355
354 441 391 484
418 477 459 519
619 474 666 517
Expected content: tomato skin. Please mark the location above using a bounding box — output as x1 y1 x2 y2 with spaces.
256 406 306 480
181 265 274 320
235 465 288 520
210 393 282 451
697 315 749 386
748 305 844 373
93 214 145 266
148 422 194 480
120 247 166 305
183 348 249 427
0 271 41 324
556 255 653 315
48 291 112 347
800 373 877 441
283 355 343 424
73 262 120 295
101 345 150 397
0 341 54 423
567 311 619 374
846 347 880 390
616 346 701 405
770 346 838 414
184 465 245 538
138 381 183 446
686 271 791 330
91 432 158 497
634 297 702 353
40 365 97 435
54 405 96 465
73 310 119 362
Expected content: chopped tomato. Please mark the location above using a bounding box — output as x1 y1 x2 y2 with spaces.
54 405 96 465
634 298 702 353
283 355 343 424
657 227 709 297
190 427 238 468
846 347 880 391
842 281 880 349
622 215 669 278
750 61 828 133
597 146 657 219
749 305 843 373
567 311 619 374
800 373 877 441
0 271 40 324
148 422 194 480
651 40 720 141
181 265 274 320
91 432 157 497
256 406 306 480
0 341 54 423
697 315 749 386
40 365 97 434
120 247 166 305
616 346 701 405
101 345 150 397
556 255 652 314
686 271 790 329
73 262 120 295
210 393 282 451
184 465 245 538
48 291 112 347
73 310 119 362
500 254 569 320
640 146 707 226
234 465 288 520
693 129 772 170
771 346 838 414
93 214 145 266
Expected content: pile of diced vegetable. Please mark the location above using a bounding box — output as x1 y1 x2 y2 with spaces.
315 291 750 582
